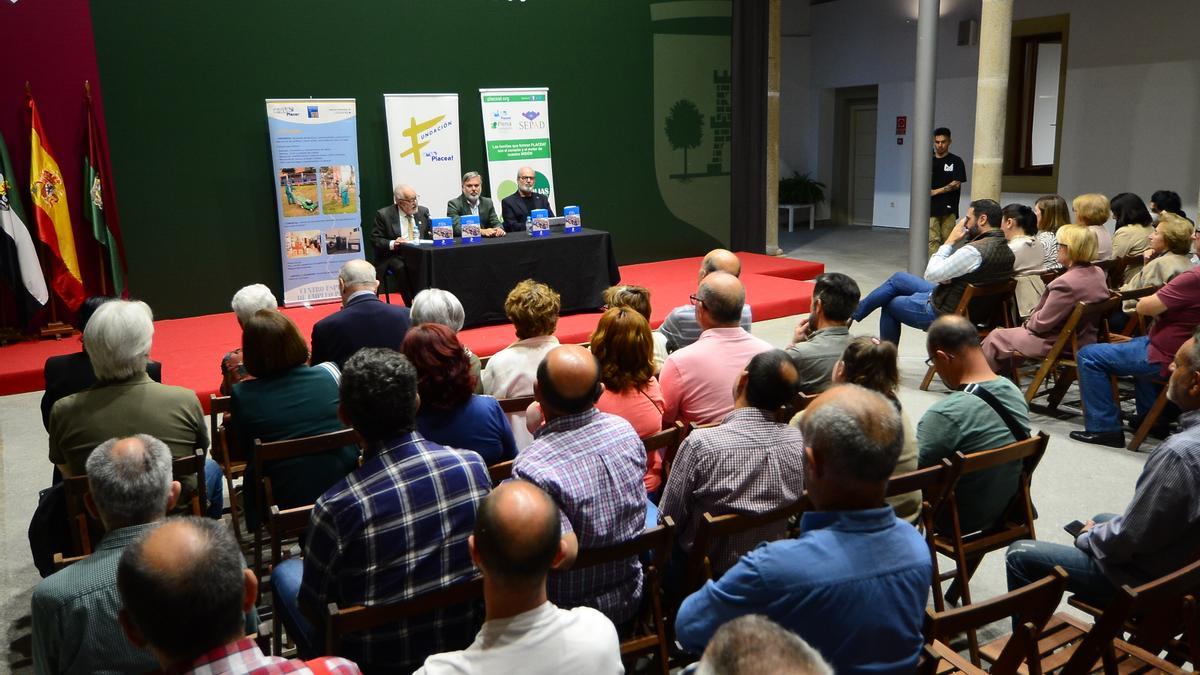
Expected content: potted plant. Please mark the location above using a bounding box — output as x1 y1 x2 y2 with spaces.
778 171 826 206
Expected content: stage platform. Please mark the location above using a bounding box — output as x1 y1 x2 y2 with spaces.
0 253 823 408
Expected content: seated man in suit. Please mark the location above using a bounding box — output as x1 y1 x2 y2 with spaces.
501 166 554 232
372 183 431 300
447 171 504 238
310 259 411 368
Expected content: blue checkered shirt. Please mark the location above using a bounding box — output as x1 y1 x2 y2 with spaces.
299 431 491 671
513 408 647 623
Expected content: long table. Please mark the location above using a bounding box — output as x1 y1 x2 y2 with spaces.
395 228 620 327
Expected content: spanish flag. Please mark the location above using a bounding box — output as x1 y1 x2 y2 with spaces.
28 95 85 311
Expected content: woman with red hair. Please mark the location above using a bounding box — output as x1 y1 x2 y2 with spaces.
401 323 516 465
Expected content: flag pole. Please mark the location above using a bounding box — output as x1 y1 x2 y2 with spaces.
26 84 76 340
85 81 109 296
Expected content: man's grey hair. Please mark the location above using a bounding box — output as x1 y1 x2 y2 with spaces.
801 384 903 482
411 288 466 333
698 615 833 675
462 171 481 183
339 259 377 287
230 284 278 325
86 434 173 525
392 183 415 201
84 300 154 381
1188 326 1200 370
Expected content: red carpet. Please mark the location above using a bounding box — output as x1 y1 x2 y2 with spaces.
0 253 823 408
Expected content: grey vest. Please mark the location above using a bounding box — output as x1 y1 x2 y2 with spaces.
931 230 1015 316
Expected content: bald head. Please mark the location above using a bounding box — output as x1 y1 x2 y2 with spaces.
698 271 746 326
86 434 174 528
536 344 602 416
802 384 903 485
927 314 980 355
701 249 741 278
339 259 378 293
473 480 562 587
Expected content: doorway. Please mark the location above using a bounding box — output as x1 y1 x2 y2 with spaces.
832 85 878 227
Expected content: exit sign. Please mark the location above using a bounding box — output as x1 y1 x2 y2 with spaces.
895 116 907 135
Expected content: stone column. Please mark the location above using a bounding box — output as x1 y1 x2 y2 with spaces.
765 0 783 255
907 0 940 275
969 0 1013 202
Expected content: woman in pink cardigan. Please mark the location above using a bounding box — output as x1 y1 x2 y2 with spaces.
982 225 1111 375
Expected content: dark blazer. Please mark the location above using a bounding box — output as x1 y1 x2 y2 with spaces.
501 192 554 232
41 352 163 430
310 293 412 368
446 194 502 234
372 204 431 254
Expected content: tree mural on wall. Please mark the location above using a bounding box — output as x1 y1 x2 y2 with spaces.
665 99 704 179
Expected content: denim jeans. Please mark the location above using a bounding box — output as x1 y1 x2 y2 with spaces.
853 272 938 345
1076 337 1162 433
1005 513 1118 606
272 557 318 658
204 458 224 520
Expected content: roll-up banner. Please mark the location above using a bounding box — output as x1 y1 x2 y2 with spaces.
383 93 462 216
479 87 556 211
266 98 364 306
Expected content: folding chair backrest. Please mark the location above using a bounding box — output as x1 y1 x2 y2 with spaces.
945 432 1049 547
958 279 1018 330
324 577 485 656
267 504 313 568
209 394 233 464
1068 295 1122 355
488 460 514 485
497 394 536 414
686 497 810 591
253 429 359 517
645 422 684 485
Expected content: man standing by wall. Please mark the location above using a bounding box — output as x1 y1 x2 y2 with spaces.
929 127 967 256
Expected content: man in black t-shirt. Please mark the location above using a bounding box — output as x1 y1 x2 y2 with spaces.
929 127 967 256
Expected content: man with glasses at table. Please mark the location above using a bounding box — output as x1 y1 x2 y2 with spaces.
372 183 431 299
501 166 554 232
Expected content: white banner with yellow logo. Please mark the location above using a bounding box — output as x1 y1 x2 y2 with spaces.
383 94 462 216
479 87 556 210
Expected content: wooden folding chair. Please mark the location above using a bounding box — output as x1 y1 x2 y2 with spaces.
1113 285 1159 338
51 552 88 571
682 498 811 596
487 459 514 485
645 422 684 486
1125 385 1169 452
267 504 313 655
210 393 248 542
919 566 1068 673
934 432 1049 662
776 391 818 423
497 394 536 414
921 279 1018 390
1107 253 1145 290
570 517 677 675
1014 295 1123 410
886 460 961 613
252 429 360 577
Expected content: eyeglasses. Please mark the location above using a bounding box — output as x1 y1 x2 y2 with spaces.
925 353 955 367
689 294 704 307
518 175 535 181
397 195 419 204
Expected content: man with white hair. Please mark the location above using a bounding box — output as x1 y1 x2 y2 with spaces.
48 300 220 517
501 166 554 232
411 288 483 392
32 435 181 675
219 283 278 395
372 183 430 300
310 259 411 368
447 171 504 237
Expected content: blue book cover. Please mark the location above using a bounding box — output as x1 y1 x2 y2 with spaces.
563 205 581 233
529 208 551 237
460 215 481 244
432 217 456 246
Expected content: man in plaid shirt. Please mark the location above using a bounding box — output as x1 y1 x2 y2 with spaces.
513 345 648 624
659 349 806 576
117 517 361 675
272 348 491 671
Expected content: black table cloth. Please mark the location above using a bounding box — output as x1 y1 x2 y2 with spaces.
395 228 620 327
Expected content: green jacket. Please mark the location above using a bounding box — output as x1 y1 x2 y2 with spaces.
447 193 502 233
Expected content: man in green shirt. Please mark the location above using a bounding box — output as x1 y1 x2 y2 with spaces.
31 435 179 675
918 315 1031 537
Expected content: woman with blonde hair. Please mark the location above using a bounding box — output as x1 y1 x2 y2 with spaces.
1033 195 1071 269
1111 213 1197 331
1073 193 1114 261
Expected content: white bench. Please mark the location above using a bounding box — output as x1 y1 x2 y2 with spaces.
779 203 815 232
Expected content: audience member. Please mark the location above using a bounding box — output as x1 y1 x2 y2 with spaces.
1073 193 1114 262
983 225 1110 376
1007 327 1200 604
415 481 622 675
230 309 358 529
41 296 164 432
512 345 647 623
693 615 833 675
481 279 562 448
401 323 517 465
118 517 359 674
818 336 921 523
920 316 1031 538
659 349 804 574
1114 213 1196 327
1034 194 1071 270
784 272 858 394
1110 192 1155 283
1150 189 1188 221
411 288 484 392
32 435 180 675
661 272 773 426
588 306 666 491
675 385 931 672
852 199 1015 345
219 283 277 395
603 284 668 372
47 300 220 518
928 127 968 255
274 348 491 670
309 259 411 369
1071 255 1200 447
658 249 752 352
1002 203 1043 274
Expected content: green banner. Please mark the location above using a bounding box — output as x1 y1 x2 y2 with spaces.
482 94 546 103
486 138 552 161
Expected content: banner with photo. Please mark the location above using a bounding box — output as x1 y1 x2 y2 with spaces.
479 87 556 211
383 93 462 217
266 98 364 306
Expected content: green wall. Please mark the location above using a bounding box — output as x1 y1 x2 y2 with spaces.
90 0 732 318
